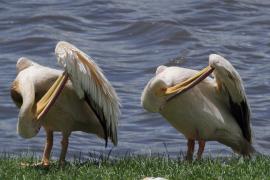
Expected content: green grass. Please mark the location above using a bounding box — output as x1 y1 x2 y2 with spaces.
0 154 269 180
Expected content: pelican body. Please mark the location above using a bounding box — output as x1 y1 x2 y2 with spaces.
141 54 254 160
10 41 120 166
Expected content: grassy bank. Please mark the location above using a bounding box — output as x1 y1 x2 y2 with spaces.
0 154 269 179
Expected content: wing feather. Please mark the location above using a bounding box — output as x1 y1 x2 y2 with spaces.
55 41 120 145
209 54 252 143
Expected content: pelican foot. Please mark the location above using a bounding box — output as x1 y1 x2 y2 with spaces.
20 161 50 169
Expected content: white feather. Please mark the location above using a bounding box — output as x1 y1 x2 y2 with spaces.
209 54 248 104
55 41 120 144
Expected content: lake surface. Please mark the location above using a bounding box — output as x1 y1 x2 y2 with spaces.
0 0 270 159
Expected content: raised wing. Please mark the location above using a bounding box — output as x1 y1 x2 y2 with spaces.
55 41 120 146
209 54 252 143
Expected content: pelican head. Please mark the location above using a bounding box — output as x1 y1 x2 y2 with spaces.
11 58 42 138
16 57 35 73
141 76 168 113
141 66 171 112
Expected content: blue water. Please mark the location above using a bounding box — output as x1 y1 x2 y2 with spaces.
0 0 270 159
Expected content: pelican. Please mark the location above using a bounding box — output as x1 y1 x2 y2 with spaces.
10 41 120 167
141 54 255 160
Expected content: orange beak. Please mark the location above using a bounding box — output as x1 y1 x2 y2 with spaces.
36 72 68 120
157 66 214 100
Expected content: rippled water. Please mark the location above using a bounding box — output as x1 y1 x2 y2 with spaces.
0 0 270 158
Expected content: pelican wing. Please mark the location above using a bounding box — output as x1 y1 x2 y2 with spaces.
55 41 120 146
209 54 251 142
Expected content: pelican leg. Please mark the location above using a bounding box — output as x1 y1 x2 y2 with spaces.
59 132 70 166
197 140 205 160
185 139 195 161
40 130 54 166
21 130 53 168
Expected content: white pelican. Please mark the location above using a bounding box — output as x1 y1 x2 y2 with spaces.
10 41 120 167
141 54 255 160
